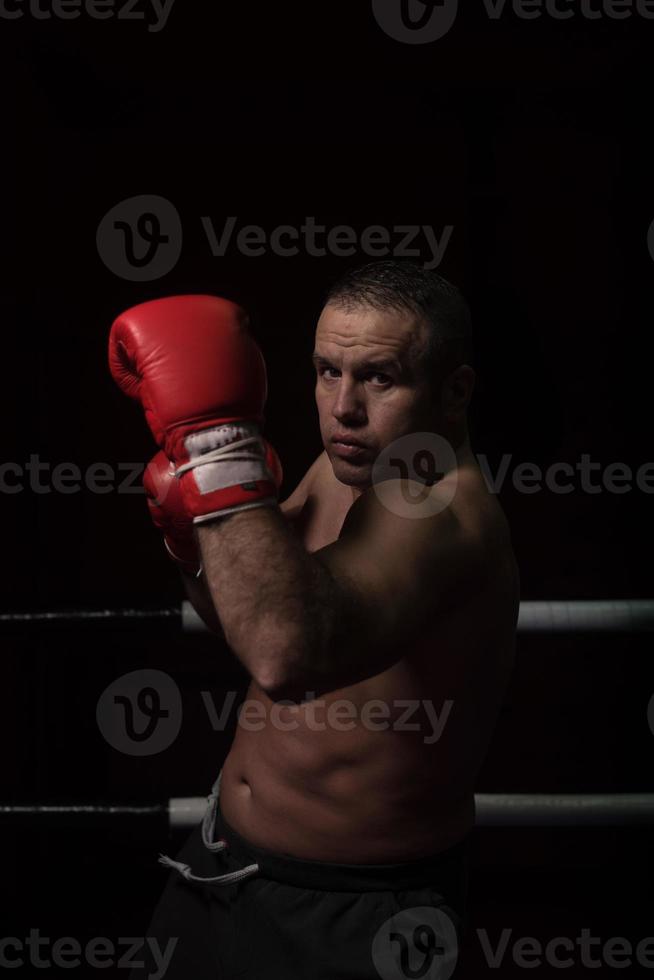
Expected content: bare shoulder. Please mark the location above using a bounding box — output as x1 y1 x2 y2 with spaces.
451 461 520 609
453 460 516 556
279 451 328 522
327 456 514 598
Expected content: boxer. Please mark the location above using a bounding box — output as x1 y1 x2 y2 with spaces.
111 260 519 979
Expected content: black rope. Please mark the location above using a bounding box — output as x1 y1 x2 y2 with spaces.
0 607 182 628
0 804 165 816
2 795 654 827
0 802 169 830
1 601 654 633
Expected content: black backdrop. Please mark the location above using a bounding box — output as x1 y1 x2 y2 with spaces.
2 2 654 976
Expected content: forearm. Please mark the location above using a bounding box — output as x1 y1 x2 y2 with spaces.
180 566 225 637
197 507 370 699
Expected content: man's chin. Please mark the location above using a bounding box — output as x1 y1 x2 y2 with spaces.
328 453 373 488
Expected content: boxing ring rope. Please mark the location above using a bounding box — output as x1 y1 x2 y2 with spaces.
3 599 652 830
516 600 654 634
1 599 654 633
2 795 654 829
169 793 654 829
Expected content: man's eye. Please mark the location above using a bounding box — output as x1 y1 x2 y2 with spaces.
318 368 391 385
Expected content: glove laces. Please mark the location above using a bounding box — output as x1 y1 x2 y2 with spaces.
175 433 265 479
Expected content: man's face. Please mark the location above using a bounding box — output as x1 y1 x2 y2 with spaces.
313 302 435 489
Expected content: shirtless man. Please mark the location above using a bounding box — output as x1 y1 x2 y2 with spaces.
112 260 519 979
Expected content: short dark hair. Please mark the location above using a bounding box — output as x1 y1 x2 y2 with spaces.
323 259 473 392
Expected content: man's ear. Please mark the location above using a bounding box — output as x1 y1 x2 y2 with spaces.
441 364 475 422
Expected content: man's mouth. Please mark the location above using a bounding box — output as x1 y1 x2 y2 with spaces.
332 434 366 448
331 435 368 458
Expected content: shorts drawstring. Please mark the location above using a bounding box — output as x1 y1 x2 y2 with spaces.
158 770 260 887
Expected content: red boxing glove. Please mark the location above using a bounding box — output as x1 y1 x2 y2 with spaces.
109 295 277 523
143 452 201 575
143 442 284 574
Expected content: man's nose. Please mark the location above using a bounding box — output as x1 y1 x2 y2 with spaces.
332 379 366 424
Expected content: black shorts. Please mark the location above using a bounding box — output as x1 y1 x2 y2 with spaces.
130 775 469 980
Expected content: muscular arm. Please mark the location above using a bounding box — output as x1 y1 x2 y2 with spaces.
197 475 488 702
180 567 225 636
181 462 313 638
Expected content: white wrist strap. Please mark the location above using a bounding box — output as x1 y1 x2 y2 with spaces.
175 434 264 478
175 424 270 496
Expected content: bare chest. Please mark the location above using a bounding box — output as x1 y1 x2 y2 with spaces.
292 489 351 554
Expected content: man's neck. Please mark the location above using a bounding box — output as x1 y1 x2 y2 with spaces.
333 425 472 501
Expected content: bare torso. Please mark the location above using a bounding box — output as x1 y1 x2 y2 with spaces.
219 450 519 862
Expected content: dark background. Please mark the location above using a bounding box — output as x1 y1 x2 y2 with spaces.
2 1 653 976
